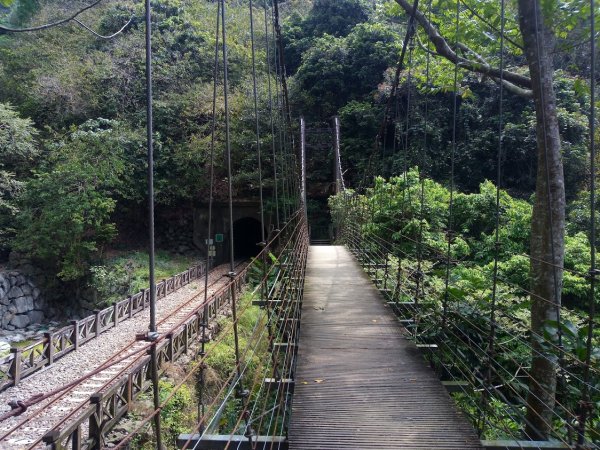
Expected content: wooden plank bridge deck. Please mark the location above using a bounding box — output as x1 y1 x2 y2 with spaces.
288 245 481 450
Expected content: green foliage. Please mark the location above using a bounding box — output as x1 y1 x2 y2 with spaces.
0 170 21 254
331 173 600 442
89 250 199 306
292 21 399 117
0 102 38 173
283 0 370 73
158 380 195 446
331 170 596 314
14 119 129 280
0 102 38 255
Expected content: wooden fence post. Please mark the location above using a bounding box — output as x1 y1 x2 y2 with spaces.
89 393 104 450
44 332 54 366
42 429 65 450
9 347 22 385
113 303 118 327
71 320 80 351
93 310 101 337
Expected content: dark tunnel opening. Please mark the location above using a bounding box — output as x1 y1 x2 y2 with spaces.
233 217 263 259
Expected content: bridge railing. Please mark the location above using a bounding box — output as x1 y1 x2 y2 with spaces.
40 210 308 450
333 191 599 449
180 211 308 450
42 268 245 450
0 261 208 391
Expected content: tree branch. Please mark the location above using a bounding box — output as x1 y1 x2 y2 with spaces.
394 0 532 91
456 42 533 98
459 0 524 51
0 0 103 33
416 32 442 58
73 16 133 40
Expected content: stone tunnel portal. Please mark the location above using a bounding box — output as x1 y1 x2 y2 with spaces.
233 217 263 259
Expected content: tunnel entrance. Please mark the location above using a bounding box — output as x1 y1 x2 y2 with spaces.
233 217 263 259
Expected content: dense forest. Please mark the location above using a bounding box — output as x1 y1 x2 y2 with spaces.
0 0 300 306
0 0 594 304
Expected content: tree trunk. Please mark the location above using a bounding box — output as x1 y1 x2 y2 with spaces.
518 0 565 440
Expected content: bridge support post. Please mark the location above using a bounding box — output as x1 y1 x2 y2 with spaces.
71 320 80 350
333 116 341 195
9 347 22 385
45 332 54 366
89 393 105 450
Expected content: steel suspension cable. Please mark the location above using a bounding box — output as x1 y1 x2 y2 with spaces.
271 6 290 222
249 0 266 246
442 0 460 327
220 0 244 394
272 0 292 131
401 43 414 219
143 0 163 444
414 0 432 330
198 0 221 428
264 3 280 231
390 88 400 180
577 0 597 445
481 0 506 437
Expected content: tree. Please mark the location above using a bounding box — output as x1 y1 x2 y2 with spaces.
517 0 564 439
283 0 370 73
293 23 399 117
14 119 129 282
391 0 573 439
0 102 38 256
0 102 39 174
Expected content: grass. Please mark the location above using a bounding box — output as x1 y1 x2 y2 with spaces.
90 250 202 306
111 250 200 292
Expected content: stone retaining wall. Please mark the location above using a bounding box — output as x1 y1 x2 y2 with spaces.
0 271 46 330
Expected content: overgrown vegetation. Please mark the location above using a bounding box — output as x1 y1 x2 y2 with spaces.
0 0 292 301
126 287 269 449
89 250 199 307
330 175 600 443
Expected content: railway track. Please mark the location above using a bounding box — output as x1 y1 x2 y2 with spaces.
0 260 247 449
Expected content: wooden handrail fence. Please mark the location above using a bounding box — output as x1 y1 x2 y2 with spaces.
41 266 249 450
0 261 208 392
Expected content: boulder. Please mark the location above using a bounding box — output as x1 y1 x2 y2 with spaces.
0 273 8 290
10 314 30 329
27 310 44 324
7 286 23 300
2 313 14 328
15 297 34 314
20 284 32 296
34 297 46 310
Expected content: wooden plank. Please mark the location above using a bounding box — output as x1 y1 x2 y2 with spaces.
288 246 482 450
264 378 294 393
481 440 569 449
177 434 288 450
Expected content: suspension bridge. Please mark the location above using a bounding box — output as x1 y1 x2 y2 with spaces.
0 0 597 449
